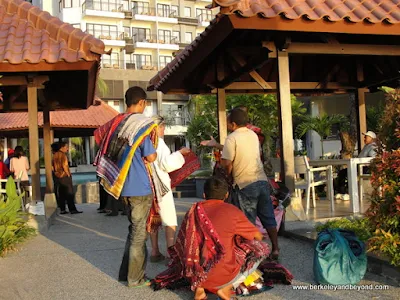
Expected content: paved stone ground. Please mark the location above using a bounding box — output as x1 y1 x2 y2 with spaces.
0 198 399 300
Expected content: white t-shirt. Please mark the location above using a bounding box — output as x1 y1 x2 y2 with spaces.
221 127 268 189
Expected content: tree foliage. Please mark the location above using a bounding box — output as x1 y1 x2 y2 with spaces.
186 94 307 156
295 114 346 156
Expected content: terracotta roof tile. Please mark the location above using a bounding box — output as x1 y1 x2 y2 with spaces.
0 99 118 131
149 0 400 91
212 0 400 24
0 0 107 64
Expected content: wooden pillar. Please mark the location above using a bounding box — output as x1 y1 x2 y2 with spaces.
85 137 91 165
43 102 54 194
357 63 367 150
276 51 295 192
28 85 41 203
3 138 7 161
156 91 163 115
217 89 227 144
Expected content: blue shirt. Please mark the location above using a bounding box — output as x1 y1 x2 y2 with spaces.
121 136 156 197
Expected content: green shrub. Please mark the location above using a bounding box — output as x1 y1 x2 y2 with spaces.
316 217 373 242
0 177 36 256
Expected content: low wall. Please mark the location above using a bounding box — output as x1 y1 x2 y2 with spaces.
74 181 99 204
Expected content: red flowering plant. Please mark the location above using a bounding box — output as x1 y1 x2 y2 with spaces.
366 88 400 266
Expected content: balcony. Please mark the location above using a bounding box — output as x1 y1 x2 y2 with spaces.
132 7 178 24
102 61 122 69
88 32 126 47
127 34 179 51
197 12 216 27
177 16 199 25
126 62 158 71
82 1 125 18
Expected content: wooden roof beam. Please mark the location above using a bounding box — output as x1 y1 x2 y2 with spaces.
219 82 356 90
263 42 400 56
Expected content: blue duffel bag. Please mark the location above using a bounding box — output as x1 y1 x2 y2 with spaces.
313 229 367 285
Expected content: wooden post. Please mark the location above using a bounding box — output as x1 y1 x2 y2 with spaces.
276 51 295 192
357 63 367 150
28 85 41 203
3 138 7 161
217 89 227 144
43 102 54 194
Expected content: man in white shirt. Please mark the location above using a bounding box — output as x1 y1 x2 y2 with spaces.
220 108 279 260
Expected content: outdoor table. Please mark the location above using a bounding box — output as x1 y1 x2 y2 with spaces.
309 157 373 213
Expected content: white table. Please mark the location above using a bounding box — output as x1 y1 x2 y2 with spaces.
309 157 373 213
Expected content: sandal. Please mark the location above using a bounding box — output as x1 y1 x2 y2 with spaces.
128 277 152 288
150 253 165 263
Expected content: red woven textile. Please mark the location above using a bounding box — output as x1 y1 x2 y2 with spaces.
169 151 200 188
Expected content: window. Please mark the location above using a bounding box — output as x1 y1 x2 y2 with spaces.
171 5 178 17
158 30 171 44
102 52 120 68
123 26 131 38
159 56 172 68
196 8 213 22
126 54 152 70
185 32 192 43
87 23 118 39
133 1 150 14
132 28 151 42
184 7 191 17
172 31 180 43
157 4 170 17
86 0 119 11
122 0 129 11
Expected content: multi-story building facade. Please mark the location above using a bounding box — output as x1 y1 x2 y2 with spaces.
33 0 218 150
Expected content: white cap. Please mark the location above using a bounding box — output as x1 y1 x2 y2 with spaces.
363 131 376 139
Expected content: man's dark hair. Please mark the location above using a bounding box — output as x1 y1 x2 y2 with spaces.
51 142 60 153
228 108 248 126
234 105 248 114
125 86 147 107
204 176 229 200
58 141 67 148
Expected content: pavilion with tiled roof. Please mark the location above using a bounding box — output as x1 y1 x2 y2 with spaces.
149 0 400 213
0 0 107 211
0 99 118 138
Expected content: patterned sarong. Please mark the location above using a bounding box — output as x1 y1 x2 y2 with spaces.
169 151 201 189
151 201 270 291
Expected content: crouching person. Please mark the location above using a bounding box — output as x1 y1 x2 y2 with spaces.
152 176 270 300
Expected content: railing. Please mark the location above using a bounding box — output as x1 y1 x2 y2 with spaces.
87 31 124 41
126 62 158 71
164 111 189 126
132 6 177 18
82 1 123 13
102 60 122 69
197 12 215 23
132 34 178 45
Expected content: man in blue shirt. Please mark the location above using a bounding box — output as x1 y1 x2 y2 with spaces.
118 86 157 287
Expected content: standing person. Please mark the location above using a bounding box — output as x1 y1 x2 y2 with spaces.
51 142 61 206
4 149 14 169
52 141 82 214
95 86 160 287
10 146 30 187
220 108 279 260
0 153 10 179
149 116 190 262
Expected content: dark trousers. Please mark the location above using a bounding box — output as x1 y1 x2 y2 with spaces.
119 194 152 286
57 176 77 212
99 184 108 210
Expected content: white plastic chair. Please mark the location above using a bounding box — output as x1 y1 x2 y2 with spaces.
358 163 372 205
294 156 334 214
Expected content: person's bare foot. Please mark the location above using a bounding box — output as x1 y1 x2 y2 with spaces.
216 284 233 300
194 287 207 299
